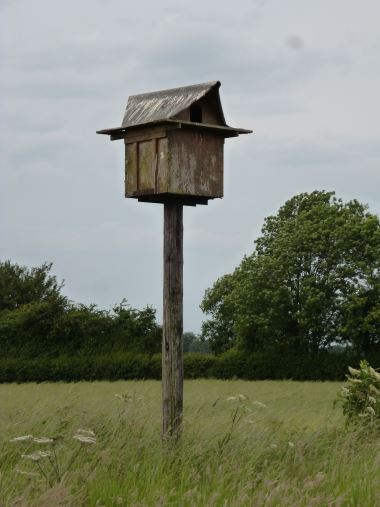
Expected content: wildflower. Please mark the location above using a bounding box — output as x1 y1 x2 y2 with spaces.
15 468 40 477
369 367 380 379
347 378 362 384
252 401 267 408
33 437 54 444
73 435 96 444
76 429 95 437
369 384 380 395
366 406 376 416
340 387 350 397
348 367 360 377
368 396 377 405
114 393 132 402
288 441 295 448
226 396 238 402
21 451 51 461
9 435 33 442
238 394 247 401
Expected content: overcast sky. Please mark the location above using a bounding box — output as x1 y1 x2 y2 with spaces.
1 0 379 332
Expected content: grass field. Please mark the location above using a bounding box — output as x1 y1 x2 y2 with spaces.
1 380 379 506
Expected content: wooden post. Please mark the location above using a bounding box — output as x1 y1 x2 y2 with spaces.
162 203 184 438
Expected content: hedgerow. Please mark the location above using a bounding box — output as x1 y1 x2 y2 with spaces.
1 351 380 383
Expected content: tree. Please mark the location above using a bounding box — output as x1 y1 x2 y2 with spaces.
183 332 197 353
0 261 68 355
0 260 66 312
201 191 380 355
0 260 162 357
200 274 237 354
112 300 161 354
183 331 210 353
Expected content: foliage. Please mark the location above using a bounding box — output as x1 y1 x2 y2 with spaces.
0 260 161 357
0 260 66 312
183 332 210 353
9 430 97 488
200 274 237 354
2 350 380 383
201 191 380 355
338 360 380 423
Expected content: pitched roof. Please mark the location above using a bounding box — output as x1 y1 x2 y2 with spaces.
121 81 225 127
97 81 252 138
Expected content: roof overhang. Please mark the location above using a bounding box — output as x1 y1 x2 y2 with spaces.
97 119 252 141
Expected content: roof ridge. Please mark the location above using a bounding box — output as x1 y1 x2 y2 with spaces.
128 81 220 99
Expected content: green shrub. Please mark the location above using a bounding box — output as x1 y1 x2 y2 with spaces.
338 360 380 423
0 260 162 358
184 353 215 378
0 354 162 383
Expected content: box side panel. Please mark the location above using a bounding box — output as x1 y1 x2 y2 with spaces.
138 140 156 193
168 130 223 198
125 143 138 197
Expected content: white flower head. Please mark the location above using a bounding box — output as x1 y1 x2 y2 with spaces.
33 437 54 444
21 451 51 461
114 393 132 402
368 396 377 405
252 401 267 408
226 396 238 402
366 406 376 416
369 384 380 395
15 468 40 477
73 435 96 444
288 441 295 448
348 366 360 377
76 429 95 437
9 435 33 442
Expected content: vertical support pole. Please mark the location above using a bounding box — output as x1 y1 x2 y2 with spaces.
162 203 183 438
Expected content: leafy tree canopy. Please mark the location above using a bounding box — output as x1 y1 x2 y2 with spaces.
0 261 66 312
201 191 380 355
183 332 210 353
0 260 161 357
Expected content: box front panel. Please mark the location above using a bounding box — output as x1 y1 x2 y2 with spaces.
168 130 223 198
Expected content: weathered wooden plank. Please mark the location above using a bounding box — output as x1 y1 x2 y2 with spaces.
125 142 138 196
157 137 168 194
168 130 224 198
138 140 156 191
162 203 183 438
122 128 168 144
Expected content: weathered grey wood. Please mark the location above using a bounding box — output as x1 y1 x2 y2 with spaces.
162 203 183 438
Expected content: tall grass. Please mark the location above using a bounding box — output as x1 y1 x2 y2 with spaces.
1 380 379 506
